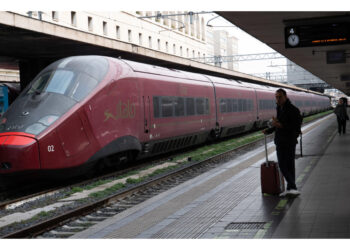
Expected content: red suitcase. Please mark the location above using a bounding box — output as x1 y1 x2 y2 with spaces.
261 135 285 195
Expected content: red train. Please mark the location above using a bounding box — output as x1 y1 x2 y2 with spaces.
0 56 330 183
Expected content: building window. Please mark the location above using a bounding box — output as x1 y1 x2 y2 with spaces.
71 11 77 27
157 39 161 50
180 46 183 56
88 16 93 32
103 21 108 36
165 42 169 53
116 26 120 39
186 48 189 58
185 12 189 35
128 30 132 42
52 11 58 21
148 36 152 48
192 50 195 58
173 44 176 55
139 33 143 46
201 17 206 41
163 11 169 26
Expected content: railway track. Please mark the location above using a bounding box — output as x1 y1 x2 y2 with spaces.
0 111 333 238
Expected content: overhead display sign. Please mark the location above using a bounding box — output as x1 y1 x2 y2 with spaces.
285 22 350 48
326 50 346 64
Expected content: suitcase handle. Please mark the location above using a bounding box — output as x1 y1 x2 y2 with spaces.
264 134 269 167
300 132 303 157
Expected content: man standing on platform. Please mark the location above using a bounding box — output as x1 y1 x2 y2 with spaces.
263 88 302 197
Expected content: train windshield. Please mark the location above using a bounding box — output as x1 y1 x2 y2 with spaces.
0 56 109 135
26 56 109 102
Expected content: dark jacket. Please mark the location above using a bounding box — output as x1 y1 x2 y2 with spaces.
266 99 302 147
334 104 348 121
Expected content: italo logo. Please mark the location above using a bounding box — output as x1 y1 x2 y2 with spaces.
104 100 136 121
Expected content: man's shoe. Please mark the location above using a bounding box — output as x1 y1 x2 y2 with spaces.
279 191 288 197
287 189 300 196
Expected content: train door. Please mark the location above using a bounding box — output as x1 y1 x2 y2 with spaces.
143 96 151 135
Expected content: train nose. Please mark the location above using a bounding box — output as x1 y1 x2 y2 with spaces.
0 132 40 173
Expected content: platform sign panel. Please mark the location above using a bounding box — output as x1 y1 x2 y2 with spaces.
285 22 350 48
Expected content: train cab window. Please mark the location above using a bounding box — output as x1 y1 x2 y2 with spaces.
196 98 205 115
28 72 52 94
174 97 185 116
26 56 108 102
161 97 173 117
45 70 74 95
71 74 98 101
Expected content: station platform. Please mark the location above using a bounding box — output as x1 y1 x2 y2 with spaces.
72 113 348 239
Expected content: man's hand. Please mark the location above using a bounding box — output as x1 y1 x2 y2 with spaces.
271 116 283 128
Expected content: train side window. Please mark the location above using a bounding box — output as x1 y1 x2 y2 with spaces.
220 99 227 113
161 96 173 117
242 99 247 111
196 98 205 115
226 99 232 113
232 99 238 112
174 97 185 116
205 99 209 114
153 96 160 118
238 99 243 112
186 98 195 116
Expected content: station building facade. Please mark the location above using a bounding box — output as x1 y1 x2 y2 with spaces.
11 11 238 71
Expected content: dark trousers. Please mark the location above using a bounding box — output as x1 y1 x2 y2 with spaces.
276 145 297 190
337 117 346 134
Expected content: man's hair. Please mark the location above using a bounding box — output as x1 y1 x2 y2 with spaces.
276 88 287 96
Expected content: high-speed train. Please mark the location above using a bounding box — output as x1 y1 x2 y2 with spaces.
0 56 330 182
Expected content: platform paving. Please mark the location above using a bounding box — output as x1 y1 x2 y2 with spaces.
72 114 347 239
